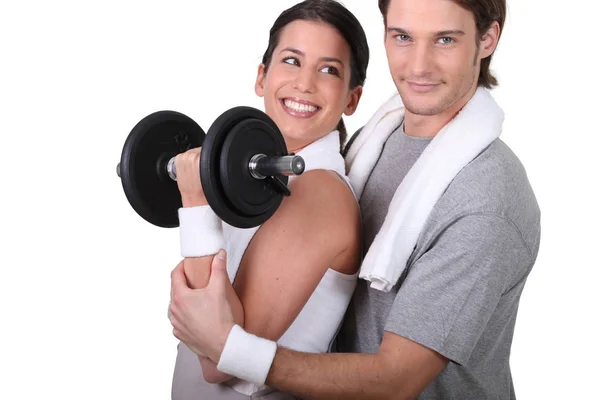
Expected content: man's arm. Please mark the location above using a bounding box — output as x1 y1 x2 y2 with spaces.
267 332 447 400
173 209 532 397
174 252 447 399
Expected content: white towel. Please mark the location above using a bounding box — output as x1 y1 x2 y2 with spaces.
288 129 348 186
345 87 504 292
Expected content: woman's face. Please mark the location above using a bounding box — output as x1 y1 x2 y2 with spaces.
255 19 362 152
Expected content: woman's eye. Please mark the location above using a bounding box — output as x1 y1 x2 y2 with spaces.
321 66 340 76
283 57 299 66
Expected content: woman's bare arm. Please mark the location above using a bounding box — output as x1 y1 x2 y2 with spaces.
233 170 361 342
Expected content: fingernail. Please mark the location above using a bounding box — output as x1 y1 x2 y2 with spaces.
217 249 226 260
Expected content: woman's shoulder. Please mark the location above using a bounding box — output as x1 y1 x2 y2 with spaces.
288 168 358 218
287 169 360 265
246 168 361 276
288 169 360 274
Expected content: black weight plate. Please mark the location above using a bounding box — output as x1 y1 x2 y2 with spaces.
120 110 205 228
201 106 288 228
220 118 286 218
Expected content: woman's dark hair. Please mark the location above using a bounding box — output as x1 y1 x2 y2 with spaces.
261 0 369 153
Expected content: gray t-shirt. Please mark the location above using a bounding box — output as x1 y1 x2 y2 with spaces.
336 124 541 399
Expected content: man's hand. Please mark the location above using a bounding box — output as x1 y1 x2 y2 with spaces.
169 249 235 362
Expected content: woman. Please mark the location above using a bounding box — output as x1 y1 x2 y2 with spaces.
171 1 369 398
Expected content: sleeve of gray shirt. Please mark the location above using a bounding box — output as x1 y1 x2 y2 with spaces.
384 213 532 365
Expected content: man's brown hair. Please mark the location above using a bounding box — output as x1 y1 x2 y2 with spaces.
378 0 506 88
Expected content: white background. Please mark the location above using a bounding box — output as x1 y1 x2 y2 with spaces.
1 0 598 398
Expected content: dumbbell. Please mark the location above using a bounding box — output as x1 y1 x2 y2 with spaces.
116 106 305 229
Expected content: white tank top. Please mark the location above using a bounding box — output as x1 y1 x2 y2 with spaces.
222 130 358 395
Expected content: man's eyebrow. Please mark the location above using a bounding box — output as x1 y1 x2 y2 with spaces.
386 27 466 36
387 27 411 35
436 30 466 36
279 47 344 65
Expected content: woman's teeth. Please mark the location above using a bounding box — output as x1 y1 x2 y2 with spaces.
284 99 318 113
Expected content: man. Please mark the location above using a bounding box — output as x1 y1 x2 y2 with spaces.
169 0 541 398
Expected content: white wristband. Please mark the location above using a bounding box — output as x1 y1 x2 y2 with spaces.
217 324 277 385
178 206 225 257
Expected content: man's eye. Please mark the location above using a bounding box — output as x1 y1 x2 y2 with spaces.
438 37 455 44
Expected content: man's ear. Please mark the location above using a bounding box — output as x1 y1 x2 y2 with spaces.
479 21 501 59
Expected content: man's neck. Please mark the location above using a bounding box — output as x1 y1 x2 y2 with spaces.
404 85 478 138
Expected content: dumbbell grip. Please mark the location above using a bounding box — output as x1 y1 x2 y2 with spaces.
249 154 305 179
139 154 305 182
115 158 181 181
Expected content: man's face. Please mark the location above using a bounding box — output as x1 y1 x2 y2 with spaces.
384 0 489 116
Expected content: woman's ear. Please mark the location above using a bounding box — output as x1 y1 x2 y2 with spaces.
255 64 267 97
344 86 363 116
